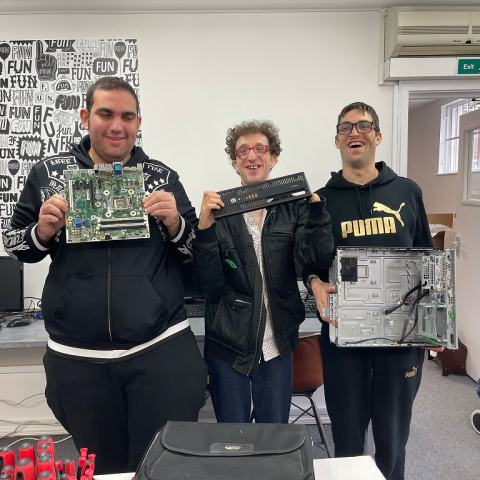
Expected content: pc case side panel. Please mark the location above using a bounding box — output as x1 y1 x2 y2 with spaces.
329 247 457 348
329 247 450 348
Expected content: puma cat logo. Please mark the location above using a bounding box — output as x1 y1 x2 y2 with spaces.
405 365 418 378
373 202 405 226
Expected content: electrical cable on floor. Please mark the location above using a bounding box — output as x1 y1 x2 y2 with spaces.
0 393 44 406
0 420 63 442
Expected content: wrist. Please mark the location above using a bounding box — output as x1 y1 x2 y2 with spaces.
165 214 181 237
305 274 320 295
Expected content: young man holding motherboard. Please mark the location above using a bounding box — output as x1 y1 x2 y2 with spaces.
192 119 334 424
2 77 207 474
303 102 439 480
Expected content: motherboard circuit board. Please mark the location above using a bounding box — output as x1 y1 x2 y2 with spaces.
64 162 150 243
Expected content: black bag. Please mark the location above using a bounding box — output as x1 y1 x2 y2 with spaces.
135 421 315 480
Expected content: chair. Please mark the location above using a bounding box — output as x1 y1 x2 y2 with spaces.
290 334 333 457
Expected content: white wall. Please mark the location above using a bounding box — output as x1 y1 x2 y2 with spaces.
0 10 393 298
408 98 458 214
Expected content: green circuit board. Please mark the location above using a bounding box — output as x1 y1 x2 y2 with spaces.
64 162 150 243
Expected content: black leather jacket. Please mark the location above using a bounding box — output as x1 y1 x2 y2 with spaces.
193 198 333 376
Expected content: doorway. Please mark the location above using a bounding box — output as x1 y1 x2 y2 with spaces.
395 80 480 379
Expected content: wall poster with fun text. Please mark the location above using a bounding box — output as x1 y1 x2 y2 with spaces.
0 39 141 233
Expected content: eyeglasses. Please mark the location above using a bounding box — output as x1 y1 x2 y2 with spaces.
235 145 269 157
336 121 376 135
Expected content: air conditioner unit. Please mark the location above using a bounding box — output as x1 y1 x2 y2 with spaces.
385 6 480 60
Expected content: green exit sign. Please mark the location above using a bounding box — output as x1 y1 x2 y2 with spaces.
457 59 480 75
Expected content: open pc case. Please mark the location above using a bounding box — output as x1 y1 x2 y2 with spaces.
326 247 457 348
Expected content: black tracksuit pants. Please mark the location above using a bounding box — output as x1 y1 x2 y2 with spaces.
320 321 424 480
44 329 207 474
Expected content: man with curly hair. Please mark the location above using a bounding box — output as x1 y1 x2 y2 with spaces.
192 119 334 423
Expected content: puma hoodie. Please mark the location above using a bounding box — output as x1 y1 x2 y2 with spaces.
317 161 433 250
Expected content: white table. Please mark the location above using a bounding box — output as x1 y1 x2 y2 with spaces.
314 456 385 479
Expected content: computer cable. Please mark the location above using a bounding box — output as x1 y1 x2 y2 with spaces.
384 282 421 315
398 290 430 344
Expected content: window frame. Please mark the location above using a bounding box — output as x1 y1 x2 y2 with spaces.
439 98 480 175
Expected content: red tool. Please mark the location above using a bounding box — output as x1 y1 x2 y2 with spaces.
1 466 15 477
17 444 35 465
14 458 35 480
62 461 75 478
36 456 55 478
37 471 55 480
0 448 15 470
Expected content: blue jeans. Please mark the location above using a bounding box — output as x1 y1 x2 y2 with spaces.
205 350 293 423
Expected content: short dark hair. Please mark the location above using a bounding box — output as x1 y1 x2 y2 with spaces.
85 77 140 114
225 120 282 164
337 102 380 133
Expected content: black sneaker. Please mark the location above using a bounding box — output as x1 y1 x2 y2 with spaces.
472 410 480 434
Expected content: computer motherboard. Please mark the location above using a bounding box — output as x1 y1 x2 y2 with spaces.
64 163 150 243
326 247 457 348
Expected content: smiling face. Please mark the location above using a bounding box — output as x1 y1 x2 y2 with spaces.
335 108 381 171
232 133 277 185
80 88 141 165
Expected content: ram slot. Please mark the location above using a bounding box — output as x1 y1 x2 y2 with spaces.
68 180 74 209
98 222 147 231
98 217 148 230
89 179 95 208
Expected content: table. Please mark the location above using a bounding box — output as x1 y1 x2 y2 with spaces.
313 456 385 479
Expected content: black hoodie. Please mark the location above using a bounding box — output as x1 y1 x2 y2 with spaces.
2 136 197 349
320 161 433 250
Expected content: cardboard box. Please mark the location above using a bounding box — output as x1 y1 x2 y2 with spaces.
427 213 455 228
427 213 456 249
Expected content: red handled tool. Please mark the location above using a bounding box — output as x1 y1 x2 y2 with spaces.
0 448 15 470
14 458 35 480
17 444 35 465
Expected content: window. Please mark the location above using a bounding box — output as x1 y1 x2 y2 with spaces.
439 98 480 174
466 128 480 201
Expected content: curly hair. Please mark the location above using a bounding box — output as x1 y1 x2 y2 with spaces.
225 120 282 164
337 102 380 133
86 76 140 114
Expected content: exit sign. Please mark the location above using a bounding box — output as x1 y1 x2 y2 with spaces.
457 59 480 75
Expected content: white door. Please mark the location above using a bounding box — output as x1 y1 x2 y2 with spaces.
456 109 480 380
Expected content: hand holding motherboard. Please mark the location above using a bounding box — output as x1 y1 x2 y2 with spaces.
37 194 69 246
143 190 181 237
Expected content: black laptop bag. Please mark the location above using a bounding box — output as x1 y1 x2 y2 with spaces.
135 421 315 480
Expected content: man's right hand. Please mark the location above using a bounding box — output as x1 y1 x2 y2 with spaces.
311 277 337 326
37 194 68 246
198 191 224 230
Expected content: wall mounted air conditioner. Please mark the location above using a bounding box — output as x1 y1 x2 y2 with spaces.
385 6 480 60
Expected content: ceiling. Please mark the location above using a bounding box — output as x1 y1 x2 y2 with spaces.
2 0 480 15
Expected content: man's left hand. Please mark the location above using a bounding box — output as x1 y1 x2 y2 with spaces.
143 191 180 238
309 193 320 203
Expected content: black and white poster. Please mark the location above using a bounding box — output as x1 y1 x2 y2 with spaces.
0 39 141 231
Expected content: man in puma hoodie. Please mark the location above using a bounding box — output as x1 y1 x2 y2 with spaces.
304 102 437 480
2 77 207 474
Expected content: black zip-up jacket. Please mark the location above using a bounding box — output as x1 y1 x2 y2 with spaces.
2 136 197 349
193 198 334 376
